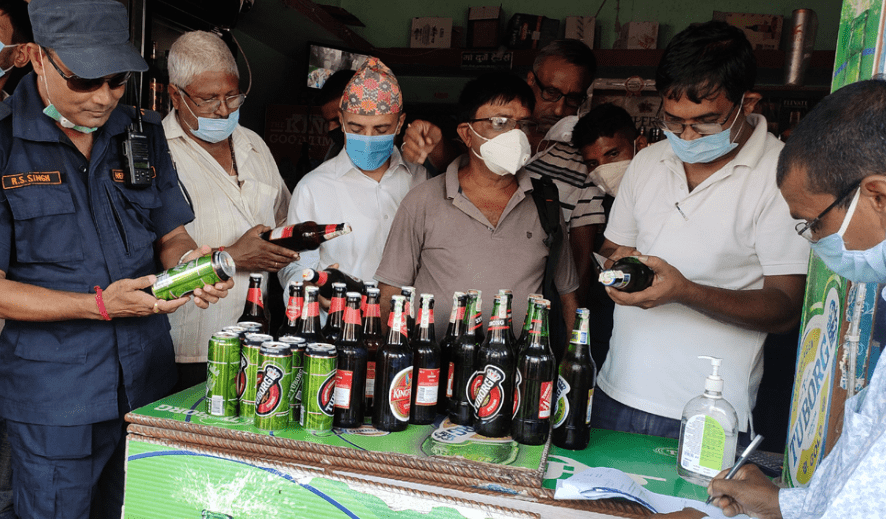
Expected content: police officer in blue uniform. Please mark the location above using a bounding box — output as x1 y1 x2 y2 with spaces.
0 1 233 517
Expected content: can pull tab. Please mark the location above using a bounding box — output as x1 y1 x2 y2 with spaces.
699 355 725 396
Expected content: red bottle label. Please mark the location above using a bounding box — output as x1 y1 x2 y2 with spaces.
365 362 376 398
539 380 553 419
247 287 264 308
269 225 295 240
324 224 337 235
334 370 353 409
455 305 465 321
417 308 434 327
388 367 413 421
364 303 380 319
343 306 361 325
304 301 320 317
415 368 440 406
285 296 303 321
329 296 345 313
316 271 329 286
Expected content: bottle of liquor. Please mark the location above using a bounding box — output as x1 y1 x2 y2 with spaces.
361 287 384 416
515 294 543 358
276 280 304 339
552 308 596 450
144 41 168 117
237 273 269 334
599 257 654 293
449 290 482 425
334 292 367 428
302 267 363 300
470 293 515 438
512 298 557 445
322 282 347 343
410 293 440 425
498 289 517 345
261 222 352 252
361 280 377 315
296 285 325 343
372 295 413 432
401 286 417 339
437 292 466 415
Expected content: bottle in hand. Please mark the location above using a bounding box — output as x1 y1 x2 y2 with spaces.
238 273 269 334
261 221 352 252
410 293 440 425
512 298 556 445
552 308 596 450
302 268 363 300
599 257 654 292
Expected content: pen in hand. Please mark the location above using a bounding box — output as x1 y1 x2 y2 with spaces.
705 434 765 505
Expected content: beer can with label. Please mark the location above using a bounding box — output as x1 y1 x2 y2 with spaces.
147 251 235 300
302 343 337 433
239 333 272 419
279 335 307 423
206 332 241 417
254 342 293 431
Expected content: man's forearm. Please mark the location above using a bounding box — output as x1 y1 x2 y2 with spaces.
0 275 101 321
156 225 199 269
560 290 578 334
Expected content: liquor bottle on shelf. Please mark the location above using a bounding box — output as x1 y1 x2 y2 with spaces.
512 299 557 445
362 287 384 417
552 308 596 450
302 267 363 299
471 293 515 438
260 221 352 252
333 292 367 428
410 293 440 425
437 292 466 415
296 285 325 343
599 257 654 293
276 280 304 339
372 295 413 432
449 290 482 425
237 273 268 334
322 282 347 343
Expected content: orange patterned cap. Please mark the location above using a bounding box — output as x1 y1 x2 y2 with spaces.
340 57 402 115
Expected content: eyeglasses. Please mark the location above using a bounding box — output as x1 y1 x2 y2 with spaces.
795 180 862 242
178 87 246 114
654 102 740 136
44 49 131 93
530 72 587 108
468 116 538 134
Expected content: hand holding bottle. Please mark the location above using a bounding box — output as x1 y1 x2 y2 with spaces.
604 255 690 309
226 224 300 273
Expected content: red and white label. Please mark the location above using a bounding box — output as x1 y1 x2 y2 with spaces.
415 368 440 406
388 367 413 421
269 225 294 240
303 301 320 318
328 296 345 314
247 287 264 308
324 224 337 235
343 307 361 325
365 362 376 398
417 308 434 327
316 271 329 286
539 380 553 419
446 362 455 398
285 296 303 321
364 303 380 319
334 370 353 409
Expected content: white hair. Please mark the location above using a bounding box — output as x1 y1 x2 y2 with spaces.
168 31 239 88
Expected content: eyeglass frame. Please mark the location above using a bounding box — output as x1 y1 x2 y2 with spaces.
176 85 246 114
530 71 587 108
43 49 131 93
653 101 741 136
794 180 862 242
467 116 537 134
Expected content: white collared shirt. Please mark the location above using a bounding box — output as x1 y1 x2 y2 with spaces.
162 110 290 363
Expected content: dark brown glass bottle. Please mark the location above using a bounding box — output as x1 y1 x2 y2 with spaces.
334 292 367 428
410 294 440 425
276 280 304 339
296 285 325 343
322 282 347 343
437 292 466 415
512 299 557 445
237 273 268 334
498 289 517 345
302 267 364 300
401 286 417 339
552 308 596 450
260 222 352 252
471 294 515 438
372 295 413 432
361 287 384 417
449 291 482 425
599 257 654 293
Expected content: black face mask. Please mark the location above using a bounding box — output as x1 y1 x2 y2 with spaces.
328 127 344 147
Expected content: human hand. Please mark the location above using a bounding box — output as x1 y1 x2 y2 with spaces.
178 245 235 309
604 255 689 309
226 225 300 273
402 120 442 165
603 245 642 269
102 275 189 318
708 464 782 519
650 508 707 519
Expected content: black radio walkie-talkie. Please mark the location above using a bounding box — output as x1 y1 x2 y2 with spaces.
121 107 153 188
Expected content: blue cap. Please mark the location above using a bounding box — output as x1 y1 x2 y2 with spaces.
29 0 147 79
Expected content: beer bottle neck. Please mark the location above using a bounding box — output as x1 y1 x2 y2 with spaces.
284 287 304 326
527 306 550 350
301 292 322 333
363 296 382 336
341 299 362 343
448 301 466 339
415 303 436 344
566 313 591 360
462 297 479 337
386 305 408 345
486 300 510 344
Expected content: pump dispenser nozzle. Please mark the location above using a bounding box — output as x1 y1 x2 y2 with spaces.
699 355 724 396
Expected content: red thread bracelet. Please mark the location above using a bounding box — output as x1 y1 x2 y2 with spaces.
94 285 111 321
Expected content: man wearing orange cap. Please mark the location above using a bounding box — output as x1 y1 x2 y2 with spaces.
279 57 427 293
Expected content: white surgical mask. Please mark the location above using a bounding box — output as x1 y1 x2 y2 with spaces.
469 126 531 176
588 160 631 197
39 49 97 133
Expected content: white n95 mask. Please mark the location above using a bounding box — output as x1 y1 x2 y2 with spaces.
588 160 631 197
469 126 532 176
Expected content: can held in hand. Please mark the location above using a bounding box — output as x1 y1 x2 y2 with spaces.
147 251 235 300
239 333 272 419
254 342 293 431
302 343 337 433
206 332 241 417
279 335 307 424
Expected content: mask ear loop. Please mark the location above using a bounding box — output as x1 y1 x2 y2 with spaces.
837 188 861 237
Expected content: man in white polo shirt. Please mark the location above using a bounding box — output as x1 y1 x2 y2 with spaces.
592 21 809 442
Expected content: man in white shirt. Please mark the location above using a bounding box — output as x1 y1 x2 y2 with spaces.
592 21 809 442
279 58 427 294
163 31 295 390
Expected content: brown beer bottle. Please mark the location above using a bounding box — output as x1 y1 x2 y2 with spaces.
334 292 367 429
449 290 482 425
302 267 363 300
437 292 466 415
296 285 325 343
322 282 347 343
471 293 515 438
276 280 304 339
261 222 352 252
599 257 654 293
401 286 417 339
410 294 440 425
361 287 384 417
237 273 269 334
372 295 413 432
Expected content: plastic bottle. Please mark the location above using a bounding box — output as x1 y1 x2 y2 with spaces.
677 356 739 486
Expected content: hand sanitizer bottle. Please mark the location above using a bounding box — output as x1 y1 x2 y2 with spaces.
677 355 739 486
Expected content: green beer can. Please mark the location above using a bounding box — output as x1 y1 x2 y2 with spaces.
279 335 307 423
239 333 272 419
147 251 235 300
206 332 241 417
302 343 337 433
254 342 293 431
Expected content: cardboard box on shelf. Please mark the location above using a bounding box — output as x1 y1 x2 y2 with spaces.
410 17 452 49
506 13 559 50
564 16 597 49
713 11 783 50
468 6 503 49
613 21 659 49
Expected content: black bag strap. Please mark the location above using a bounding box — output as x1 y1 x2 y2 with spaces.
530 176 567 360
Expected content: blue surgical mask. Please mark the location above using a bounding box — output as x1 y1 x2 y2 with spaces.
345 131 396 171
0 41 18 79
181 97 239 143
663 96 743 164
811 188 886 283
